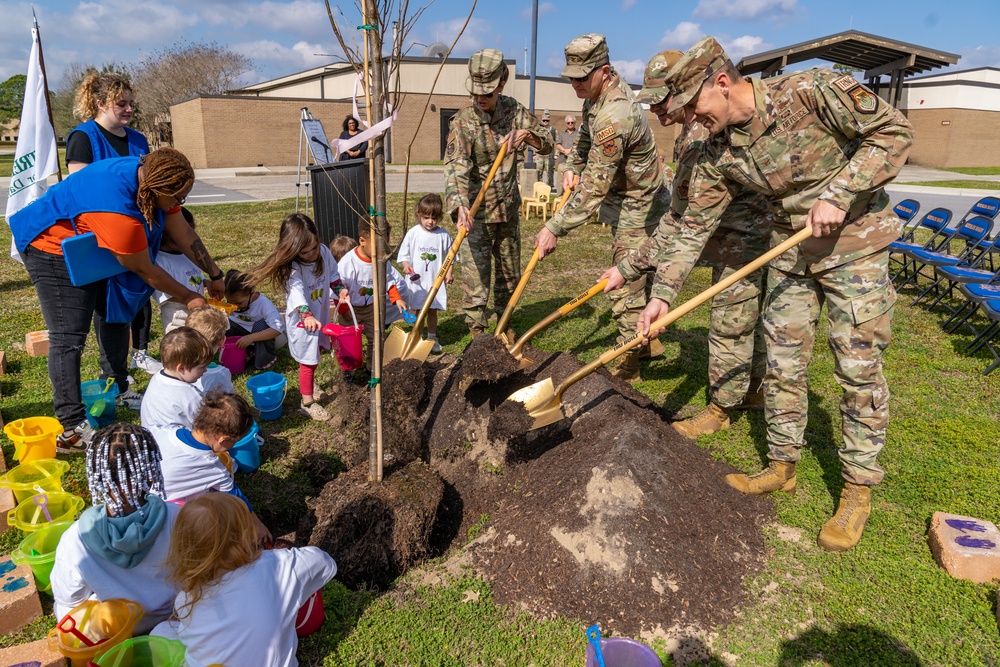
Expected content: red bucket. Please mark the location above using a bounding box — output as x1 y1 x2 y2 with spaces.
322 302 364 371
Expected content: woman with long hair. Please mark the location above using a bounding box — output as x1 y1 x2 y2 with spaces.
338 114 367 161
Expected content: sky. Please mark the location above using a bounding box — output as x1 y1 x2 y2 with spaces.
1 0 999 90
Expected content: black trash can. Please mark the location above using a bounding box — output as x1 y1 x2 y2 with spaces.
308 158 369 245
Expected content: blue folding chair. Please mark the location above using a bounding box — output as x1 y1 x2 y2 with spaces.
943 281 1000 333
963 298 1000 375
893 198 921 241
889 207 952 282
922 235 1000 315
896 215 994 296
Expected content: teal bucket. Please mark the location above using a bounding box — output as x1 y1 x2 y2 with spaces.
231 422 262 472
81 380 120 428
247 372 286 420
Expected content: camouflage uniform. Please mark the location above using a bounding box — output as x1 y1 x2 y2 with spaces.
619 119 771 408
547 35 669 341
536 114 559 188
444 50 553 332
654 38 913 485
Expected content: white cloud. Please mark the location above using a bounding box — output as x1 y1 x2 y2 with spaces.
958 45 1000 69
233 39 330 72
693 0 797 21
659 22 705 50
622 0 637 9
424 17 497 57
520 2 556 21
612 59 646 86
721 35 771 61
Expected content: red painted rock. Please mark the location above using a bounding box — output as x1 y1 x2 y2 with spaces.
928 512 1000 584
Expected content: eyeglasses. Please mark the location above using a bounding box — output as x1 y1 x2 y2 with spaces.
174 194 187 206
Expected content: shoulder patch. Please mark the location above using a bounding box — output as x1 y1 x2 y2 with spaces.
832 75 859 92
445 140 457 158
594 123 619 144
848 87 879 114
601 137 623 161
677 179 690 200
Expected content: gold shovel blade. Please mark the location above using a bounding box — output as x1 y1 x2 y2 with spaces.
505 377 566 430
383 327 435 364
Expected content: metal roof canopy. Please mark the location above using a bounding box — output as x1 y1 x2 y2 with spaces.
737 30 959 106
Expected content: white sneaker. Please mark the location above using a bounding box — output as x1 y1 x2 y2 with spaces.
299 400 331 421
117 389 144 410
428 334 442 354
130 349 163 374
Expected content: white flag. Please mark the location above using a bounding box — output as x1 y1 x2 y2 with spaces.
6 26 60 263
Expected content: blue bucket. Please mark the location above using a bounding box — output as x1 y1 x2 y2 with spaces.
231 422 263 472
81 380 120 428
246 372 286 421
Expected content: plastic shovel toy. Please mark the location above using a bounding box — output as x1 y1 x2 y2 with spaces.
504 226 814 430
32 493 53 524
385 139 510 363
506 277 609 368
586 624 607 667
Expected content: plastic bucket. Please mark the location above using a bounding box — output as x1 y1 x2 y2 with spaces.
323 301 365 371
49 598 144 667
8 491 85 533
585 638 662 667
219 336 247 375
231 422 263 472
0 458 70 504
246 371 287 420
93 635 187 667
296 589 325 637
10 520 75 592
81 380 120 428
4 416 62 462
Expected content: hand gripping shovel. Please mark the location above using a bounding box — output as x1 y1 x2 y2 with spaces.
504 226 814 430
384 140 510 363
495 186 575 347
506 277 609 368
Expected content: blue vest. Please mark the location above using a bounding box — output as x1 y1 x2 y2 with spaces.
68 119 149 161
10 157 165 323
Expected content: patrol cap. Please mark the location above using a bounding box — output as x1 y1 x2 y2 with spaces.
466 49 506 95
542 108 550 120
666 36 731 114
636 50 683 105
562 34 610 79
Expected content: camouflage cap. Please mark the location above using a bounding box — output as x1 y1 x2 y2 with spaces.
542 108 550 120
636 50 683 105
666 36 730 114
562 34 609 79
466 49 506 95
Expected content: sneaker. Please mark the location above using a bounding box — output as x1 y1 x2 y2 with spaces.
130 349 163 374
56 419 95 454
300 400 331 421
428 334 442 354
117 389 143 411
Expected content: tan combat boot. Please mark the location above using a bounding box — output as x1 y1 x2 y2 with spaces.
611 351 640 381
817 483 872 552
725 461 796 496
733 384 765 411
672 403 730 438
637 337 665 359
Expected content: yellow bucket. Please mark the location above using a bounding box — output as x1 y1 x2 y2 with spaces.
49 599 144 667
3 416 62 462
0 458 70 504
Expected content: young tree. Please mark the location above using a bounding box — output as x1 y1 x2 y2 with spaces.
129 42 253 145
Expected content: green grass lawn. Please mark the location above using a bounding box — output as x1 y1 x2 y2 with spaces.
2 199 1000 665
897 180 1000 190
0 147 70 176
945 167 1000 176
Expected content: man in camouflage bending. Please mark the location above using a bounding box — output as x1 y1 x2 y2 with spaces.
534 34 670 381
444 49 552 337
635 37 912 552
603 50 773 437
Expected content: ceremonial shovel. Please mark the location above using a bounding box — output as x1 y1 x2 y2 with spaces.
384 140 509 363
504 226 814 430
495 186 575 347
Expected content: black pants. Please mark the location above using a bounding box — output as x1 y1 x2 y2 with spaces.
129 299 153 350
227 321 278 369
23 245 131 429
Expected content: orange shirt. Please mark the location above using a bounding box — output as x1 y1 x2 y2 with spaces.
30 212 148 256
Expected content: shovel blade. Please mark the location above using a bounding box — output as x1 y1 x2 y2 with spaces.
383 328 435 364
517 354 534 369
496 328 515 347
505 377 566 430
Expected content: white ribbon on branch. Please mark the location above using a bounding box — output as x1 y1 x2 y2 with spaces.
328 73 398 159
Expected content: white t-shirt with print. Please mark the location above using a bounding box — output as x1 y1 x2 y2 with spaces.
396 224 454 310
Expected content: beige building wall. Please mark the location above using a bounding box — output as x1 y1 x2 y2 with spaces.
905 108 1000 168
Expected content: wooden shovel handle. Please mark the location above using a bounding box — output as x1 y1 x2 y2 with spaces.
496 247 541 337
553 226 814 403
509 278 608 358
404 142 509 355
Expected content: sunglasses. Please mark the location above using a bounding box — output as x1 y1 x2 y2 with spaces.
568 69 594 83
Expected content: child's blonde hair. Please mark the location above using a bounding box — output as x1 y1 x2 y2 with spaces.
159 326 215 371
192 389 255 440
185 306 229 347
329 235 357 262
166 493 262 618
250 213 325 293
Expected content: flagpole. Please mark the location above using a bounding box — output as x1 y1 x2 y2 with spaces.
32 7 61 182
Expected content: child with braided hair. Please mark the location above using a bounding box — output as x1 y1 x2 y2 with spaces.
51 423 181 634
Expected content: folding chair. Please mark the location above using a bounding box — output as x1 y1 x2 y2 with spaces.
893 198 921 241
942 280 1000 334
896 215 994 295
889 207 952 282
963 298 1000 375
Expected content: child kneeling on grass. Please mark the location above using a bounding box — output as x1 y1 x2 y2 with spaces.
150 390 271 543
51 423 181 634
152 493 337 667
223 269 286 370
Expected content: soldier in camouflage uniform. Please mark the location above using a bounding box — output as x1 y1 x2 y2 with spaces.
536 110 559 188
604 50 772 437
535 34 670 380
444 49 553 335
635 36 913 552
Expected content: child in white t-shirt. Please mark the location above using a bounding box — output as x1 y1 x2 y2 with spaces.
223 269 286 370
141 327 214 431
186 306 235 394
396 193 454 354
337 221 409 369
154 207 206 333
151 493 336 667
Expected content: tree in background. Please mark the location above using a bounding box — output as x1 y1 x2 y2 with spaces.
129 41 253 145
0 74 27 126
48 62 129 141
